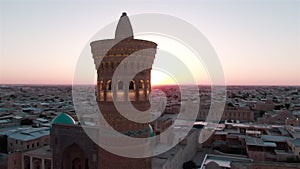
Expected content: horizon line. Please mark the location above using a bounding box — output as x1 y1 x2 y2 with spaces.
0 83 299 87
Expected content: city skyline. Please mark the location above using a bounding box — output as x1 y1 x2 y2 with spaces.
1 0 299 86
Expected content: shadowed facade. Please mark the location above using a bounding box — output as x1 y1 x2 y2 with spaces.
90 12 157 169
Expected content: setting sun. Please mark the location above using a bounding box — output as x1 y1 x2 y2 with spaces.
151 69 177 86
138 34 211 86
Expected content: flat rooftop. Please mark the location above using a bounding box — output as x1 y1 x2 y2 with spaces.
24 145 52 159
245 136 276 147
0 127 49 141
200 154 252 169
290 138 300 147
261 135 291 142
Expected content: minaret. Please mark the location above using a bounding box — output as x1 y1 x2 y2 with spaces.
91 13 157 169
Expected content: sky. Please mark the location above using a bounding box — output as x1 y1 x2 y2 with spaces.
0 0 300 86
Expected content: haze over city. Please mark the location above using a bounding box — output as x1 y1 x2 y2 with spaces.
1 1 300 169
1 0 299 86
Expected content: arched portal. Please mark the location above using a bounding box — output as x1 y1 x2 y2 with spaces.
33 158 41 169
72 157 81 169
62 143 86 169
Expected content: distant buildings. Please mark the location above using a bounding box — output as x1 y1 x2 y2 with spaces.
0 115 22 128
207 122 300 167
198 105 255 122
0 88 299 168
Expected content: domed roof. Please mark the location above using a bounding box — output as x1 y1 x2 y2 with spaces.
52 112 75 125
50 113 75 133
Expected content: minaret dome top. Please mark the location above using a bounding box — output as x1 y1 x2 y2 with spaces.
115 12 134 40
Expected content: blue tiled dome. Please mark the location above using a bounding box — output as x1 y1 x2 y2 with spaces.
50 113 75 132
52 113 75 125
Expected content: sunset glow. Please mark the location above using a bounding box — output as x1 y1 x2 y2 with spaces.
151 69 177 86
1 0 299 86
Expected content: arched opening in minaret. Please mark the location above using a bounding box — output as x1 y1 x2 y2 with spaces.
106 80 112 90
106 80 112 101
129 80 136 101
118 81 124 90
139 80 145 101
117 80 125 101
129 80 135 90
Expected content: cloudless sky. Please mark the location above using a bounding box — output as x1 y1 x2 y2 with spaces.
0 0 299 85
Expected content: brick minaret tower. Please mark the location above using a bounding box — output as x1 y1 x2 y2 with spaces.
91 12 157 169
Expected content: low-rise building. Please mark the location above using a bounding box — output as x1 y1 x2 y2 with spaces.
287 138 300 159
199 154 253 169
231 161 300 169
152 129 198 169
7 127 50 153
